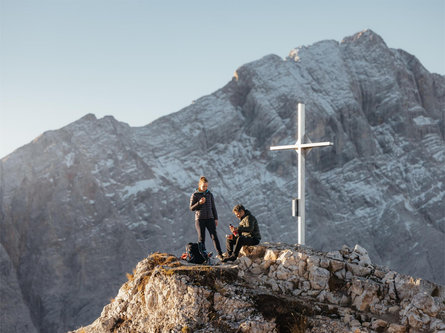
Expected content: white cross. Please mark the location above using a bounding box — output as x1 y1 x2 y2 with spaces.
270 103 333 245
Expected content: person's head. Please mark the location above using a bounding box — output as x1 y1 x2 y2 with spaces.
198 176 208 191
232 204 246 219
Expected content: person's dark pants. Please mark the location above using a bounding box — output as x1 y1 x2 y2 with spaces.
195 218 223 256
226 236 260 258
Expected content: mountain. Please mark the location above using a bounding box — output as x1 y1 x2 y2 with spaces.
70 243 445 333
0 29 444 332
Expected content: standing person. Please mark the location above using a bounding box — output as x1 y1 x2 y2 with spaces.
189 176 224 261
223 204 261 262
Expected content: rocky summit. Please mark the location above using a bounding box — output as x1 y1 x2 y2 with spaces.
0 29 444 332
71 243 445 333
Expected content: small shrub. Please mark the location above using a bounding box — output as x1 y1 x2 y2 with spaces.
181 326 192 333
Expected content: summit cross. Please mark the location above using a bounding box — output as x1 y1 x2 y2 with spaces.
270 103 333 245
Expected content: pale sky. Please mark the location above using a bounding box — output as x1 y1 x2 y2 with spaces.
1 0 444 159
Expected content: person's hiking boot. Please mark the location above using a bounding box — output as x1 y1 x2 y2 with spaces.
222 255 237 263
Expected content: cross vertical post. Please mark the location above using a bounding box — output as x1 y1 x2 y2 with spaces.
297 103 306 245
270 103 333 245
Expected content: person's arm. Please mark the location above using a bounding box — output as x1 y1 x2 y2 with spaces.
237 216 254 233
189 193 201 211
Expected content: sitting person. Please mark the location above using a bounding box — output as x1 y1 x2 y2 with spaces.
223 204 261 262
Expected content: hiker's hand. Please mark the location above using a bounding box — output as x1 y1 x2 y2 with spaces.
215 219 218 227
229 225 234 232
199 197 206 204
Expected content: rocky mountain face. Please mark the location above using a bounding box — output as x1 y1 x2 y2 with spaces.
72 243 445 333
0 29 444 332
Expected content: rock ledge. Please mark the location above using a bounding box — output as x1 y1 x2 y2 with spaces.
72 243 445 333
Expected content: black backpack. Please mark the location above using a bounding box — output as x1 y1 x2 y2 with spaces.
185 242 206 264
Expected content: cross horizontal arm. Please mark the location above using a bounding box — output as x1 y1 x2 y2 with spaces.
270 144 299 151
270 141 333 151
301 142 333 148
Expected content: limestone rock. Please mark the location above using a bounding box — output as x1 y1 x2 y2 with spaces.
330 259 345 272
326 250 343 261
351 278 380 312
411 292 439 317
309 266 330 290
387 323 406 333
72 243 445 333
263 248 280 261
371 318 388 330
346 262 372 277
353 244 372 267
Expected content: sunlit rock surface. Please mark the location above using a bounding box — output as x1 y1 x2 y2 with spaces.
72 244 445 333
